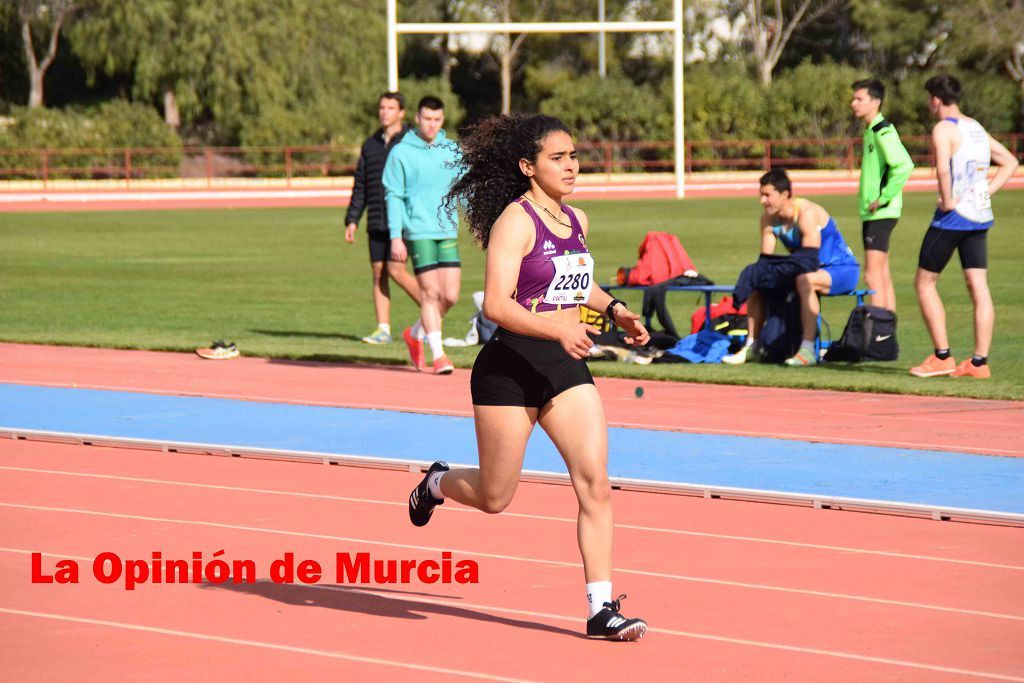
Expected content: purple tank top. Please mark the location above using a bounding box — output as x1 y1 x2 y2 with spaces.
513 198 590 312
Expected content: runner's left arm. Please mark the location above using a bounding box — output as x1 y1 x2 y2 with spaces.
576 208 650 346
987 135 1020 197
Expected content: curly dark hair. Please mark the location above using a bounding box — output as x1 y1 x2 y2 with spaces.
444 114 571 249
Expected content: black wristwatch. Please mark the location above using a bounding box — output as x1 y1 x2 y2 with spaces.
605 298 627 321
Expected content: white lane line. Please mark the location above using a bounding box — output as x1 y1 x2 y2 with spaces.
1 465 1020 571
320 585 1024 682
1 554 1019 681
1 503 1021 621
0 607 533 682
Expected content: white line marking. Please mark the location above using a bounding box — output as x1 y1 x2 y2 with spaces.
2 465 1021 571
320 585 1024 682
0 607 534 682
1 503 1021 621
1 554 1020 680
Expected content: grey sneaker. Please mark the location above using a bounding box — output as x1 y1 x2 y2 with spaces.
722 342 758 365
362 327 392 344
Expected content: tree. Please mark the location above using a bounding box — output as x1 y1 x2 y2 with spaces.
482 0 551 115
69 0 386 144
70 0 189 127
849 0 946 79
945 0 1024 122
733 0 845 86
402 0 461 86
17 0 77 107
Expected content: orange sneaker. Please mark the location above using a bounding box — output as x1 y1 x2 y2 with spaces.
951 359 990 378
433 355 454 375
909 354 956 378
403 327 425 371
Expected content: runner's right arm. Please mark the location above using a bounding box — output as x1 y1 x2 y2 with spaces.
382 152 408 261
760 214 777 255
932 122 957 211
345 145 368 229
482 206 597 360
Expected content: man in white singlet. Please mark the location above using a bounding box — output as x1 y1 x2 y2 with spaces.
910 75 1019 379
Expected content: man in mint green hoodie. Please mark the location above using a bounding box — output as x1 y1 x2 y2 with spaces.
851 78 914 312
383 96 464 374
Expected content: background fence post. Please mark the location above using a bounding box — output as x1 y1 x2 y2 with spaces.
205 148 213 188
285 147 292 187
42 150 49 190
763 142 772 171
124 148 132 188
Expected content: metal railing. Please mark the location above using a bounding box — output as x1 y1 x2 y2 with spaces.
1 135 1021 187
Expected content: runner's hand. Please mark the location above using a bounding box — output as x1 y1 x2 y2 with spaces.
344 223 357 243
614 308 650 346
560 323 600 360
390 238 408 262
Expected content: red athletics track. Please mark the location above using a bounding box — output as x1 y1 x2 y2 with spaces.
1 342 1021 457
3 174 1022 211
2 438 1023 681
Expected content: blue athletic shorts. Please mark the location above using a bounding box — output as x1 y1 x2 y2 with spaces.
824 263 859 295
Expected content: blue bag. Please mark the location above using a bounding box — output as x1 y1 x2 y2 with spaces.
668 329 731 363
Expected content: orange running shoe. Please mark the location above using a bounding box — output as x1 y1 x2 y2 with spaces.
433 355 454 375
403 327 426 371
951 359 990 378
909 354 956 377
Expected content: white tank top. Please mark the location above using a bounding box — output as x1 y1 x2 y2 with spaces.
947 117 992 224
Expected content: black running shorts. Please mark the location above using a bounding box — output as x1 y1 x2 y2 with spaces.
918 226 988 273
368 231 391 263
471 328 594 408
862 218 898 252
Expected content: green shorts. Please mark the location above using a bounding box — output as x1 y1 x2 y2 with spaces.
407 237 460 274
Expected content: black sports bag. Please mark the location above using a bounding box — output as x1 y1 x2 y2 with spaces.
824 305 899 362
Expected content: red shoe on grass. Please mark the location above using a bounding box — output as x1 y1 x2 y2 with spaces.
433 354 454 375
909 354 956 378
403 327 426 371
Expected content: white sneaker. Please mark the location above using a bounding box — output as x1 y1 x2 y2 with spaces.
722 343 758 365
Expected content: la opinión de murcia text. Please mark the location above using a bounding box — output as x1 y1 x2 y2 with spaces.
31 550 480 590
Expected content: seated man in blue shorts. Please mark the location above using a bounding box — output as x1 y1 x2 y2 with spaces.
724 169 861 366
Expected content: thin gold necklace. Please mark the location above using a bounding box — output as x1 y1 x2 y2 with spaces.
524 193 571 228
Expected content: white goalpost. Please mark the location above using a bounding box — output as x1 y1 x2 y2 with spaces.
386 0 686 198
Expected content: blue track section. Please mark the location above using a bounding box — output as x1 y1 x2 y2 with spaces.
3 384 1023 513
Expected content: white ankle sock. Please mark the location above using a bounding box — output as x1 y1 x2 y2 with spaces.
426 331 444 361
427 470 446 500
800 340 815 354
586 581 613 618
411 320 424 340
378 323 391 335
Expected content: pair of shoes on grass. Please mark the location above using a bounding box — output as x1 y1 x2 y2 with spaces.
195 340 239 360
910 355 990 379
403 327 453 375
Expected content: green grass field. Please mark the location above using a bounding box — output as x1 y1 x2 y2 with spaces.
1 191 1021 400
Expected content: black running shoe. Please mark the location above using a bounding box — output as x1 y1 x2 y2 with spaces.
408 461 449 527
586 594 648 641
